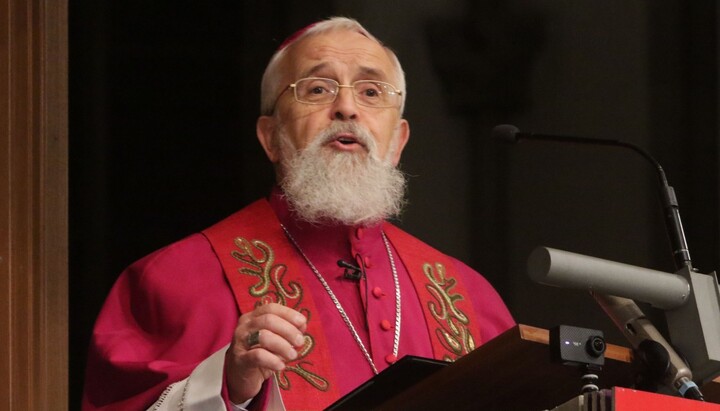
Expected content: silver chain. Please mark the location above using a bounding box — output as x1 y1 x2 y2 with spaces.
281 224 401 375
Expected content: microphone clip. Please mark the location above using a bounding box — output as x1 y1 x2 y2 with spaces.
338 260 364 281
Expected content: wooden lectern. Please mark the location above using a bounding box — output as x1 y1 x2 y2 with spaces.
327 324 720 410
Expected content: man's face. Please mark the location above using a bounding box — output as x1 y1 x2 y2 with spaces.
257 29 410 169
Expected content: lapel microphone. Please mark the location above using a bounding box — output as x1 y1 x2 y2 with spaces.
338 260 364 281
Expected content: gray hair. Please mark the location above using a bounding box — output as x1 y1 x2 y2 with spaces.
259 17 407 116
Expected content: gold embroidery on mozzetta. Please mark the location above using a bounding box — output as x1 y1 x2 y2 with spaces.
231 237 330 392
423 262 476 361
279 360 331 391
231 238 302 306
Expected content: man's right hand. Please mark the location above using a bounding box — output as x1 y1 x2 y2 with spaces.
225 303 307 404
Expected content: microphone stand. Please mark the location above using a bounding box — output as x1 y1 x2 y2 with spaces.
501 125 720 399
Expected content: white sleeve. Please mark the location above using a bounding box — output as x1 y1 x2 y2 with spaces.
146 344 286 411
146 344 229 411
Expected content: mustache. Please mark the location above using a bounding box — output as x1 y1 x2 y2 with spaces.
313 122 377 151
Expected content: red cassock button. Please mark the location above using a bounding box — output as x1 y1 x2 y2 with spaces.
372 287 385 298
363 255 372 268
355 227 364 240
380 319 392 331
385 354 397 364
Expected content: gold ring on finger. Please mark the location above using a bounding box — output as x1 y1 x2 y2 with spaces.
247 330 261 348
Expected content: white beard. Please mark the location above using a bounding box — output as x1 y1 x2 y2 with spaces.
277 122 407 226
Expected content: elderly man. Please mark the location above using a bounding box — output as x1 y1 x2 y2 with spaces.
83 17 514 411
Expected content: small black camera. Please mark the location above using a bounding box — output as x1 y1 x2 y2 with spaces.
550 325 606 368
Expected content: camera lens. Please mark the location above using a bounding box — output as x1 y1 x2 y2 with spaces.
586 336 606 357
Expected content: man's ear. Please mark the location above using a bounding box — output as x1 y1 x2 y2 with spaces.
256 115 279 163
390 119 410 166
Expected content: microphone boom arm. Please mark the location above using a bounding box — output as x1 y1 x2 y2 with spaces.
494 124 693 269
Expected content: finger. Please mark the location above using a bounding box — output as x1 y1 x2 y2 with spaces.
230 329 295 368
235 346 287 373
245 329 299 362
239 304 307 347
248 303 307 329
244 313 306 348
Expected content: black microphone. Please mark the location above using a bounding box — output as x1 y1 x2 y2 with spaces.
337 260 363 281
492 124 692 270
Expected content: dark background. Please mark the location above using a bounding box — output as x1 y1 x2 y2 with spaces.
69 1 719 408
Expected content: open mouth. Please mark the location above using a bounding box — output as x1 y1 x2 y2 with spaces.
337 135 359 145
328 133 366 151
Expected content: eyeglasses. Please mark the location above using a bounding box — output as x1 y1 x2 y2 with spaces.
281 77 403 109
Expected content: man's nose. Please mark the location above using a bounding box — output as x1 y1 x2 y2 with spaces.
332 86 358 120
